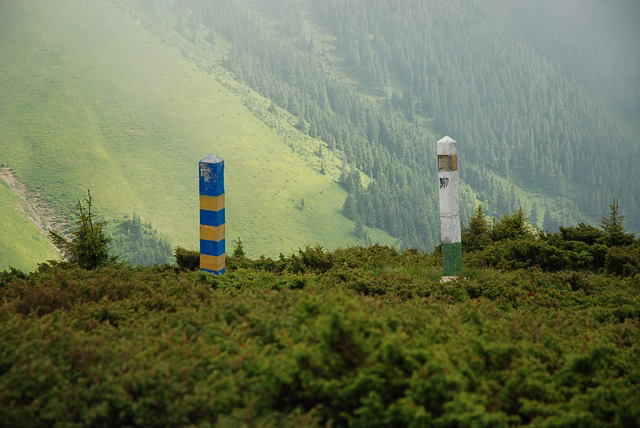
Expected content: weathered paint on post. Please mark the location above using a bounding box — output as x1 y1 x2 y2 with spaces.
437 136 463 277
199 154 225 274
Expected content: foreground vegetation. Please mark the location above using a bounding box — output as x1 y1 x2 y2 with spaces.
2 204 639 426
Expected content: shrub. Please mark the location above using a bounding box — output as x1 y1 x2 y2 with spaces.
589 243 609 270
1 247 640 426
560 223 605 245
490 206 539 242
175 246 200 271
605 245 640 277
462 204 491 252
470 239 568 272
287 245 334 274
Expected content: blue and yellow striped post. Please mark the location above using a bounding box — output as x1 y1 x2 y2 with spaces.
199 154 225 274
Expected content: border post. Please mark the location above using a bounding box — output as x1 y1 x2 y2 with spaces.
437 136 462 278
199 154 225 274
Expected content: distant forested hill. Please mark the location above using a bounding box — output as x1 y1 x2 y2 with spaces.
313 0 639 228
487 0 640 120
117 0 639 251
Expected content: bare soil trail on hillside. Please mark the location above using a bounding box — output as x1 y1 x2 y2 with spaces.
1 167 67 249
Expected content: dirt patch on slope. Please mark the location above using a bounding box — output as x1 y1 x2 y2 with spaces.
1 167 68 249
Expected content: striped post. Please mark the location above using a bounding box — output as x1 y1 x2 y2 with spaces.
437 136 463 277
199 154 225 274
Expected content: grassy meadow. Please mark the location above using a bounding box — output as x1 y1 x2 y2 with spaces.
0 181 59 272
0 0 394 271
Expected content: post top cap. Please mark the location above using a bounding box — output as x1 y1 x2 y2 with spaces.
437 136 457 155
200 153 224 164
437 135 456 144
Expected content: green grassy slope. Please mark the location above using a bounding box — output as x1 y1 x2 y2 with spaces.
0 0 394 269
0 181 59 272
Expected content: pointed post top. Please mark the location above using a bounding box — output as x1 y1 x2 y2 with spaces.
199 153 224 196
200 153 224 164
437 136 457 156
437 135 456 144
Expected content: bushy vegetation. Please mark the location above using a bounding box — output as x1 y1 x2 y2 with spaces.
2 211 639 426
175 246 201 271
464 201 639 278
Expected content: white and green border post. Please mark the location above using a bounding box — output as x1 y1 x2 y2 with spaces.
437 136 463 277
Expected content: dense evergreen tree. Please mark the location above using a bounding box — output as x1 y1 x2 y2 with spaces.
601 198 635 247
462 204 491 253
48 190 114 270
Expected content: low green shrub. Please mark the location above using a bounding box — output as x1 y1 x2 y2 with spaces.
605 244 640 277
560 223 605 245
468 239 568 272
2 243 640 426
174 246 200 271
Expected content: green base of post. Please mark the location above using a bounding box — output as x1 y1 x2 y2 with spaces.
442 241 463 276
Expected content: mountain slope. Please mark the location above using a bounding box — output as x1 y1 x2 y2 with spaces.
0 0 394 271
0 177 59 272
126 0 638 251
2 0 638 270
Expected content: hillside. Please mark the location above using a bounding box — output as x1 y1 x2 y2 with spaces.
2 0 638 271
0 176 59 272
109 0 639 246
0 0 394 271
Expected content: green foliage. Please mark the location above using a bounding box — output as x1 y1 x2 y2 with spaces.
464 205 640 276
48 190 114 270
110 213 173 266
470 239 568 272
605 244 640 277
490 206 537 242
286 245 335 274
601 197 635 247
1 247 639 426
232 237 246 258
462 204 491 252
174 246 200 271
560 222 605 245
